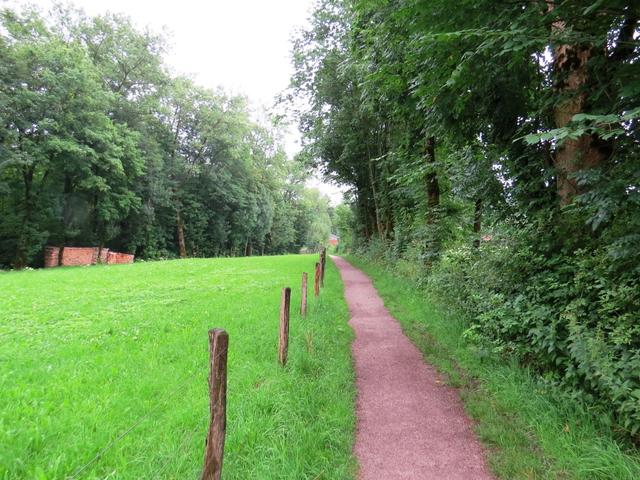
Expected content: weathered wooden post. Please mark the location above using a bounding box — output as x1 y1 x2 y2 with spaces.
314 262 320 297
301 272 308 317
320 248 326 287
278 287 291 366
201 329 228 480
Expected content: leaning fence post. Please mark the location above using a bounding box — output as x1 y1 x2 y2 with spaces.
314 262 320 297
301 273 308 317
278 287 291 366
201 329 228 480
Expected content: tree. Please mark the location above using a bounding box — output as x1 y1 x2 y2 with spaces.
0 9 143 267
0 4 333 266
291 0 640 438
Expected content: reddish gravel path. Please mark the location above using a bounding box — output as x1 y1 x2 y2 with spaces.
332 256 494 480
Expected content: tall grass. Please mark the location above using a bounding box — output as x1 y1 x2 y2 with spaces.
0 255 356 479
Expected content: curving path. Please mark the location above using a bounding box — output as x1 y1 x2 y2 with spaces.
332 256 494 480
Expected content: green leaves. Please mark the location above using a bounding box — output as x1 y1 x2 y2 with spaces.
0 4 326 266
520 107 640 146
294 0 640 442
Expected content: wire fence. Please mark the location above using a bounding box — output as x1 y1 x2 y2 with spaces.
67 348 227 479
66 251 328 479
156 422 204 478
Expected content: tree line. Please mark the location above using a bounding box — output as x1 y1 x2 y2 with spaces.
292 1 640 437
0 5 332 269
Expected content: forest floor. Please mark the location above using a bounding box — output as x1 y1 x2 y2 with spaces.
0 255 356 479
332 256 493 479
345 255 640 480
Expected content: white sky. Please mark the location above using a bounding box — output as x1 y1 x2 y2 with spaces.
6 0 346 203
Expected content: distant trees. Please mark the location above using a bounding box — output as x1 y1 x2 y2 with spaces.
0 5 332 267
292 0 640 437
332 203 354 252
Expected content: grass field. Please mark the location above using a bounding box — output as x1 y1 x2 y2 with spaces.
0 255 356 479
346 255 640 480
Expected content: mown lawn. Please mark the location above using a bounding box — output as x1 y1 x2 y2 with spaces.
0 255 356 479
346 255 640 480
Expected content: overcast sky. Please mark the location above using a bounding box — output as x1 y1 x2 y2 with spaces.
6 0 346 202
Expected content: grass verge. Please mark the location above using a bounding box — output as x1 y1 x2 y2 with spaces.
345 254 640 480
0 255 356 479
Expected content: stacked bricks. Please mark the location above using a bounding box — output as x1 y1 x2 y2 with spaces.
106 252 134 265
44 247 61 268
60 247 99 267
44 246 134 267
98 248 110 264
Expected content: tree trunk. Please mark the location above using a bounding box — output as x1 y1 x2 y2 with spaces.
381 150 394 237
177 209 187 258
62 173 76 245
548 2 608 205
13 165 34 268
368 156 384 239
473 197 482 248
92 191 100 246
425 136 440 222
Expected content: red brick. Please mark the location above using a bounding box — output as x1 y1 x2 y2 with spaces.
106 251 135 265
43 246 133 267
44 246 61 268
98 248 109 264
60 247 99 267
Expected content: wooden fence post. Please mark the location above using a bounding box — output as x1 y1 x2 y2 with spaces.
314 262 320 297
301 273 308 317
278 287 291 366
201 329 229 480
320 248 326 287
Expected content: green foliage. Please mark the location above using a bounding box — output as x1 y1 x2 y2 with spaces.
333 203 355 252
425 229 640 437
0 5 333 268
293 0 640 440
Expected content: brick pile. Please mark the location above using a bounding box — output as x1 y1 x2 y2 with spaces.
44 246 135 268
44 246 61 268
60 247 99 266
98 248 109 264
106 252 135 265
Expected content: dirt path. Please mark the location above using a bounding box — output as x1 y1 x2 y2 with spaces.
332 256 494 480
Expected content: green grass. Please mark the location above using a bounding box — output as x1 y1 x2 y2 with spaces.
345 255 640 480
0 255 356 479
